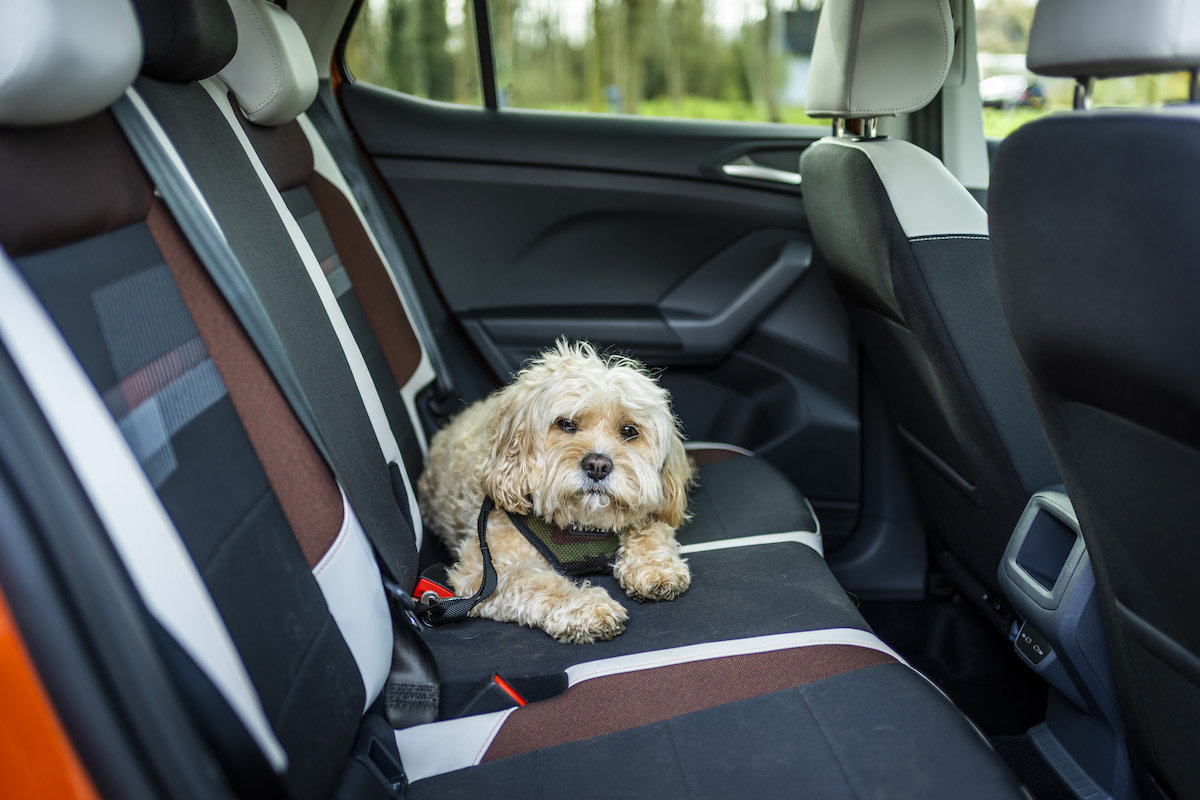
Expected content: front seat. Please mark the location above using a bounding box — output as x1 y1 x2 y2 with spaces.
990 1 1200 797
799 0 1059 605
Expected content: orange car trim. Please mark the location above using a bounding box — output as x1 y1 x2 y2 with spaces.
0 586 99 800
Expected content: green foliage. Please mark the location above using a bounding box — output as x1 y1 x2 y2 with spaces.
346 0 812 122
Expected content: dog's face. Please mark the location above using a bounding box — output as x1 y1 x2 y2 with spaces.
481 341 695 532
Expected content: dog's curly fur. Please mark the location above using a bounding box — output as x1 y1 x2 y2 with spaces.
417 340 696 643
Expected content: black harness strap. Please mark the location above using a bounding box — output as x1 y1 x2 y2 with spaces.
418 497 500 626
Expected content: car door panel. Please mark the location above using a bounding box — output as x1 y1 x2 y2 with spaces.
339 83 862 546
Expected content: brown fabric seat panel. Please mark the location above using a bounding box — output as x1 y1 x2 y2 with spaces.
484 643 895 762
148 199 344 567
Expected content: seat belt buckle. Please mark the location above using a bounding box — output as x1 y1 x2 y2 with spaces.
452 674 528 718
413 563 455 606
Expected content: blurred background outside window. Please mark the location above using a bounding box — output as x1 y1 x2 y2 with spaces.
976 0 1192 138
345 0 826 125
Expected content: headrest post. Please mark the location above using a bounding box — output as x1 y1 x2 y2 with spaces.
832 118 846 138
1072 77 1094 111
1190 69 1199 104
862 117 879 139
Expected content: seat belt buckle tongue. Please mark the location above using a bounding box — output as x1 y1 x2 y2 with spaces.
414 568 455 604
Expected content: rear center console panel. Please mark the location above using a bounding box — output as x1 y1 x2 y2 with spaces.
998 488 1133 800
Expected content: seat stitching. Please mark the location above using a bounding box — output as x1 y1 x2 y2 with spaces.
799 686 865 800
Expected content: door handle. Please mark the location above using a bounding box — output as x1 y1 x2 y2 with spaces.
721 156 801 186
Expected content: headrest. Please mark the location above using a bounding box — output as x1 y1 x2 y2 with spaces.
131 0 238 82
1027 0 1200 78
0 0 142 126
805 0 954 119
218 0 318 127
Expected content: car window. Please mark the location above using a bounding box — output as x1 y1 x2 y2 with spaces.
975 0 1192 139
344 0 483 104
344 0 825 126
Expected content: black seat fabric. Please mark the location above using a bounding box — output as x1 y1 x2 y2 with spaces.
799 0 1059 597
993 107 1200 800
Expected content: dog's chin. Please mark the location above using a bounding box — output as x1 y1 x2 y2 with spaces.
534 486 647 532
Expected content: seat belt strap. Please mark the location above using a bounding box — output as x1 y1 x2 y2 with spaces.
111 89 439 728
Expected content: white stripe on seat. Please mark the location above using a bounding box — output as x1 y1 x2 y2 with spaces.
0 248 288 771
393 627 903 783
684 441 754 457
313 491 392 711
681 529 823 557
298 113 436 455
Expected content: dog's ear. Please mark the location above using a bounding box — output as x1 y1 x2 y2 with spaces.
654 430 696 528
481 387 536 514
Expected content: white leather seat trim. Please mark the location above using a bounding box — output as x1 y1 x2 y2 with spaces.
313 491 393 711
218 0 318 126
683 441 754 457
394 628 904 783
680 529 823 558
197 79 424 545
1028 0 1200 78
815 137 988 238
0 248 287 771
394 707 520 783
0 0 142 125
298 113 436 454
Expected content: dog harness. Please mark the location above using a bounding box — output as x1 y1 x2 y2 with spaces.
507 512 622 577
413 498 624 627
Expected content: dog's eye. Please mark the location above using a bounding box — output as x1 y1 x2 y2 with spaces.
556 418 579 434
620 424 639 441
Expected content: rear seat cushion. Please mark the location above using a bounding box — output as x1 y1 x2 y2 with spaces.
681 446 819 545
405 662 1025 799
423 540 856 713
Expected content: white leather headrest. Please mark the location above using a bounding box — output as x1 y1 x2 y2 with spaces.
805 0 954 119
1028 0 1200 78
0 0 143 126
218 0 317 126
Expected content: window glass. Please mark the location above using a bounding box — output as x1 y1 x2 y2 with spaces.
345 0 826 126
488 0 823 124
344 0 482 104
975 0 1192 138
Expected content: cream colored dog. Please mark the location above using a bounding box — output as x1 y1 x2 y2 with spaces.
417 340 696 643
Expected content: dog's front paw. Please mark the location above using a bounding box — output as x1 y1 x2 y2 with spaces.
615 553 691 602
544 585 628 644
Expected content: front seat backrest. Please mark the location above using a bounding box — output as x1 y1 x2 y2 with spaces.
990 1 1200 797
799 0 1060 603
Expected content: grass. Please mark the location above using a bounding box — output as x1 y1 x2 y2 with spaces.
530 95 1051 139
519 95 826 127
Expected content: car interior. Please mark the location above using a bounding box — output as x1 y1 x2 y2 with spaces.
0 0 1195 798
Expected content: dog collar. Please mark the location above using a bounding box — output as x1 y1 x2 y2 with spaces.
506 511 623 578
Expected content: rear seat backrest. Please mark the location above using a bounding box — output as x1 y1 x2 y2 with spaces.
0 2 394 796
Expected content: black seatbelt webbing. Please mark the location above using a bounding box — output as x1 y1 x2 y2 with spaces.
113 84 439 729
114 84 414 587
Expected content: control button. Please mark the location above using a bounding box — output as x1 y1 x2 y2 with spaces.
1015 622 1053 665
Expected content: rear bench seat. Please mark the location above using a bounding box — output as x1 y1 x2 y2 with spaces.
0 0 1025 798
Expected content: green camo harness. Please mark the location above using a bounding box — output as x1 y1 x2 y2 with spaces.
506 511 622 577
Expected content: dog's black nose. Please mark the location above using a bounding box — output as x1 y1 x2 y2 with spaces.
581 452 613 481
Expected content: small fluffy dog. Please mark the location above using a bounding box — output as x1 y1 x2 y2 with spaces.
417 340 695 643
